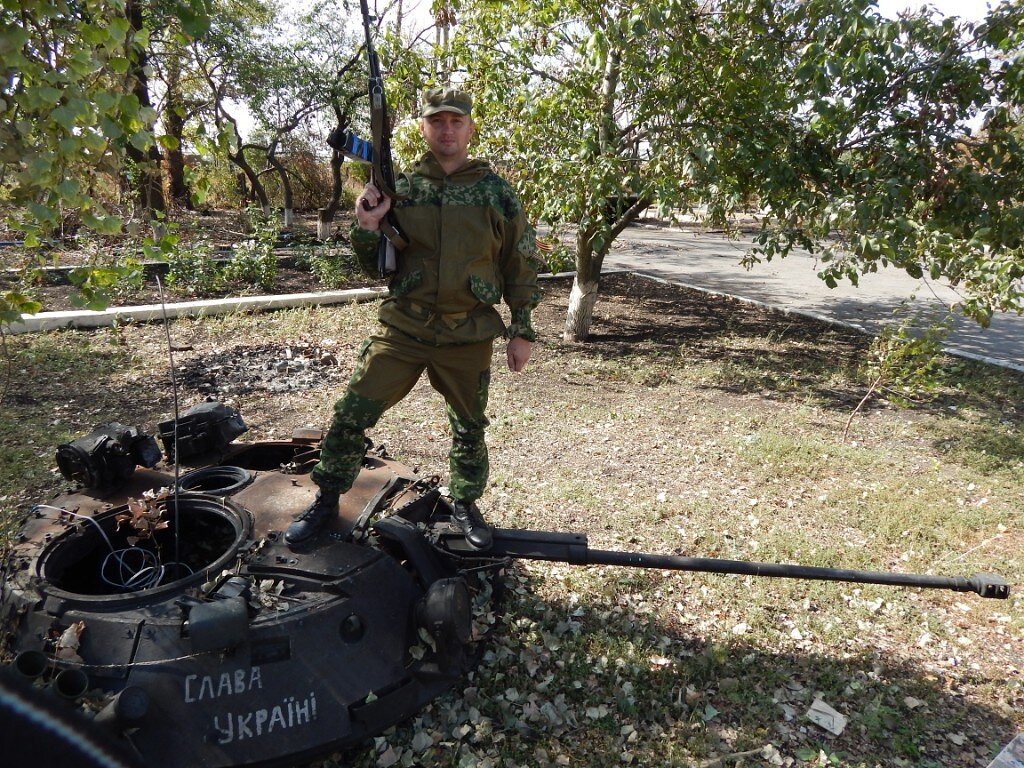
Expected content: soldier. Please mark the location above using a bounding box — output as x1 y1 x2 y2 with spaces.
286 87 540 550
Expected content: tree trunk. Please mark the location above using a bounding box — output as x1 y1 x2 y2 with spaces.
266 144 293 229
563 275 601 343
563 193 651 341
317 209 334 240
124 0 165 216
318 150 346 241
163 57 193 209
563 232 604 342
229 149 269 211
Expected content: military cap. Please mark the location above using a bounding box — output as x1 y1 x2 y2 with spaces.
420 87 473 117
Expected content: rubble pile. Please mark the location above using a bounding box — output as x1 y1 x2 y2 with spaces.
179 343 348 395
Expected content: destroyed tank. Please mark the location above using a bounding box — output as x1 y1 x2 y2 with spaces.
0 403 1010 768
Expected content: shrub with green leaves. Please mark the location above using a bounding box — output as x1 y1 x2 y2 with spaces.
843 318 951 439
863 320 950 408
303 245 361 289
221 207 279 292
167 239 223 296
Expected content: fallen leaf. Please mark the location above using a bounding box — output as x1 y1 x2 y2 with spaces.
410 730 433 752
806 699 847 735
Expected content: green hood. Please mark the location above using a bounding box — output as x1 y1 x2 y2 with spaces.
413 153 491 185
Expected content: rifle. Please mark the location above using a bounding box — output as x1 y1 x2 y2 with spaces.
326 0 407 276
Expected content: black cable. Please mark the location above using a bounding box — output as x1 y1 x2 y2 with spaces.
154 276 181 572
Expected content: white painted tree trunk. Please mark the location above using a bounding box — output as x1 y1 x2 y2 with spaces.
563 275 600 342
282 208 294 229
317 210 332 241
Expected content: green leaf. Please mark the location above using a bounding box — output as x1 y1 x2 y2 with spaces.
1 291 43 320
27 201 58 225
108 56 130 74
81 211 123 236
50 104 80 130
100 116 124 140
176 0 212 38
106 16 131 43
80 24 109 46
56 178 82 201
129 130 152 151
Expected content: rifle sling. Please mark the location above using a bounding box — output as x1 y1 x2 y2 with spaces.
380 216 409 251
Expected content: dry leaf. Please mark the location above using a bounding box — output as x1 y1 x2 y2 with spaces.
806 699 848 735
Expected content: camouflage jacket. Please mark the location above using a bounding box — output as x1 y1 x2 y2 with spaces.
350 153 540 345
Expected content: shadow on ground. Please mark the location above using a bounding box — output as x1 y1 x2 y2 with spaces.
537 273 1024 428
325 574 1016 768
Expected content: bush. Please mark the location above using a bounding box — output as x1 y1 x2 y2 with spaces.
301 244 361 288
221 207 279 291
167 239 223 296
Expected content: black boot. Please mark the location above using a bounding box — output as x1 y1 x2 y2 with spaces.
285 491 340 545
451 500 492 551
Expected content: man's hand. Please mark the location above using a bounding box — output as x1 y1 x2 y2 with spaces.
507 337 532 372
355 183 392 231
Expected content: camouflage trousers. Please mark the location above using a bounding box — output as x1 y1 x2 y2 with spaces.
311 327 492 502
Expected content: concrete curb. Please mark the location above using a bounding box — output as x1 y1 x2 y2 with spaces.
5 276 583 336
602 269 872 334
6 287 387 334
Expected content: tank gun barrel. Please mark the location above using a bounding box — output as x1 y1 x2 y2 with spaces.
478 529 1010 599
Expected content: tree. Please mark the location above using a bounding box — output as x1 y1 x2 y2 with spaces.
243 45 322 228
189 0 277 213
162 51 196 208
1 0 209 321
235 6 358 231
189 0 368 231
451 0 1024 341
301 0 434 239
1 0 202 243
298 0 384 240
124 0 167 216
155 24 212 209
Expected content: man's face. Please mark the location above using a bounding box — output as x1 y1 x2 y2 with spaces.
419 111 474 163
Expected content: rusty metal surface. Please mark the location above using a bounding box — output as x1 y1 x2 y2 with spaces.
43 468 179 516
231 456 417 540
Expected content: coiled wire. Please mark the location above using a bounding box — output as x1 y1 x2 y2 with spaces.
32 504 192 592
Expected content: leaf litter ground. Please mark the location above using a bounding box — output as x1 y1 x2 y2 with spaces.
1 272 1022 768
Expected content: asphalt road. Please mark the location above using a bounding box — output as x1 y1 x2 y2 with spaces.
604 224 1024 374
